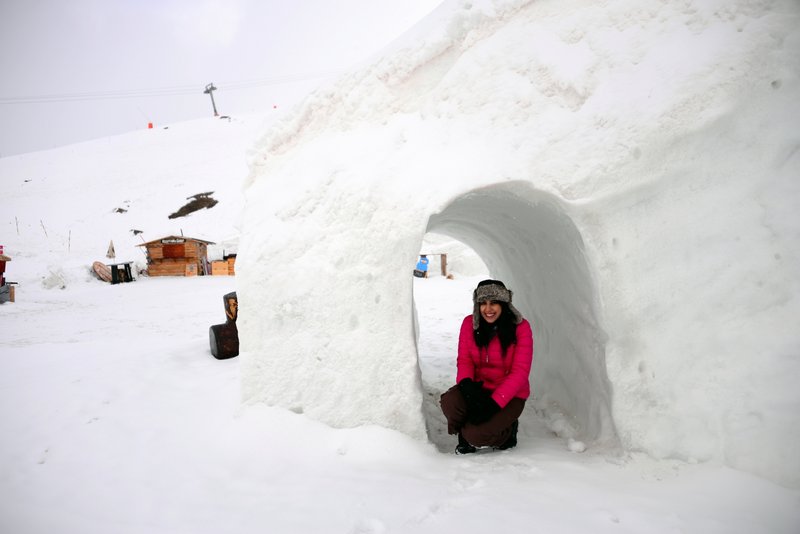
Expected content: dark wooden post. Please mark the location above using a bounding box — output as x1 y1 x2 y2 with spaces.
209 291 239 359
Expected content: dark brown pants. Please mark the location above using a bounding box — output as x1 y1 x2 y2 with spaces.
440 385 525 448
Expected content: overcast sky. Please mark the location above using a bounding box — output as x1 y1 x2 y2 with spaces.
0 0 442 157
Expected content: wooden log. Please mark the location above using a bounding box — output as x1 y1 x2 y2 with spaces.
210 291 238 358
209 323 239 359
223 292 237 323
92 261 112 282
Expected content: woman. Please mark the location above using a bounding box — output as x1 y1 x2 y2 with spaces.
440 279 533 453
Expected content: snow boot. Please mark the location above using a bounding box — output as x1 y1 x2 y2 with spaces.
496 421 519 451
455 433 477 455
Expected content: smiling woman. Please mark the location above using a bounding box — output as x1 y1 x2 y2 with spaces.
479 299 502 323
439 278 534 454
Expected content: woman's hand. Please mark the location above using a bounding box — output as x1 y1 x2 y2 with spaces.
458 378 501 424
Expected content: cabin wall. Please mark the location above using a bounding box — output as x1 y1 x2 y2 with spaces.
143 240 208 276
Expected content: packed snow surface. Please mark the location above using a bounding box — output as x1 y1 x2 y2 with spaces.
1 273 799 533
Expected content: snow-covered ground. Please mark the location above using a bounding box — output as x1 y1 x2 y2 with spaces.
2 269 798 533
3 125 797 529
2 0 799 528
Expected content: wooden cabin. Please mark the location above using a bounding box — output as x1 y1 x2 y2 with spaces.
0 248 13 303
137 235 215 277
0 252 9 287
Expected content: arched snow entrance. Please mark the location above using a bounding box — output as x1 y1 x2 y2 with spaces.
418 182 618 449
412 234 489 450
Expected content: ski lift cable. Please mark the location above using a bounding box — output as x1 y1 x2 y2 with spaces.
0 69 348 105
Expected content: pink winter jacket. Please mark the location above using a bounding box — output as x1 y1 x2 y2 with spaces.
456 315 533 408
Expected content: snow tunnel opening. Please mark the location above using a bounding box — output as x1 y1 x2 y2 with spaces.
412 233 489 451
414 183 618 453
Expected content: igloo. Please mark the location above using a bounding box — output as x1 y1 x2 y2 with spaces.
237 0 800 486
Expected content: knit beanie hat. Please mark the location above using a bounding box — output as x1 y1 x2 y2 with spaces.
472 280 523 330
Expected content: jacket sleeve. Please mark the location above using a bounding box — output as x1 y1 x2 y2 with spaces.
490 319 533 408
456 316 476 384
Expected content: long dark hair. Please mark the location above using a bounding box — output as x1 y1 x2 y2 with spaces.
474 281 518 352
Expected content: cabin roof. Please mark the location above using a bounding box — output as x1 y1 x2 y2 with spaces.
136 235 215 247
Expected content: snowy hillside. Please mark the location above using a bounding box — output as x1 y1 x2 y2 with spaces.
2 113 272 289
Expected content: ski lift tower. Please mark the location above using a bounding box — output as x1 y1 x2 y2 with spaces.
204 83 219 117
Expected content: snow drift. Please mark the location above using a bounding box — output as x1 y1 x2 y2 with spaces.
238 0 800 487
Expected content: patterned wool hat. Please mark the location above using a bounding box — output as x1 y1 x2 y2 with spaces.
472 280 523 330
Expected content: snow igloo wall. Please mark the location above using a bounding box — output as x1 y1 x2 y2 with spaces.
237 0 800 486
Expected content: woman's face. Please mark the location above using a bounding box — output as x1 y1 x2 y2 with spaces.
480 300 502 324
